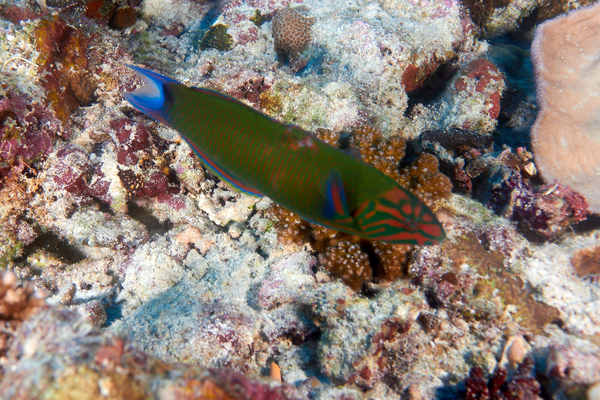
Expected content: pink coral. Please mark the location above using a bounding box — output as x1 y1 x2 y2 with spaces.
530 2 600 213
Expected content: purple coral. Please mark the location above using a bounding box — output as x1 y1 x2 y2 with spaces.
51 146 90 195
490 170 589 238
0 93 64 181
464 358 542 400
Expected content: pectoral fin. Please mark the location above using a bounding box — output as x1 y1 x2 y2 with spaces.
323 170 351 221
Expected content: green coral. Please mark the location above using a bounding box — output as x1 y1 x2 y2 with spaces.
0 241 24 269
259 81 326 129
250 9 267 27
199 24 233 51
132 31 172 66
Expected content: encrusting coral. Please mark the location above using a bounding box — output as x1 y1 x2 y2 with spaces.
530 2 600 214
272 6 314 63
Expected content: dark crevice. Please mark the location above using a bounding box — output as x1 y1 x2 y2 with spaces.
15 231 86 265
405 61 460 115
127 201 172 235
256 245 269 260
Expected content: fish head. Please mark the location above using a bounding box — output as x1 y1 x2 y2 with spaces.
354 187 445 245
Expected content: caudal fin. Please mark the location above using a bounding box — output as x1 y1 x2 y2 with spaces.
123 65 179 125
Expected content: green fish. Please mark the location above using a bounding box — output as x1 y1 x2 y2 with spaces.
124 66 445 245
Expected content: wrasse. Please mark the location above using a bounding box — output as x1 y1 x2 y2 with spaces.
124 66 445 245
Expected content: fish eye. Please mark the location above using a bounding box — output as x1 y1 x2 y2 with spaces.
405 218 419 231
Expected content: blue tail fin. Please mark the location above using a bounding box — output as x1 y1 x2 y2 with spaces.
123 65 179 125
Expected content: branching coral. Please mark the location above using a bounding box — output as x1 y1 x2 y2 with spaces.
318 241 372 291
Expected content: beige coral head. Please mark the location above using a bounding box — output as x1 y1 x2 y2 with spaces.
530 2 600 213
272 6 314 59
0 271 46 321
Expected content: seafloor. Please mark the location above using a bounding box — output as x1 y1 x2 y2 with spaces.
0 0 599 399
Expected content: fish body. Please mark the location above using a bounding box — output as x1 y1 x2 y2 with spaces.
124 66 445 245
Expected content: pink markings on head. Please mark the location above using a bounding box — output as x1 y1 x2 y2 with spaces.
383 187 410 204
421 213 434 223
401 203 413 216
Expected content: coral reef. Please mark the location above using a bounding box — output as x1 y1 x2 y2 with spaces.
34 15 94 120
411 231 560 333
199 23 234 51
531 2 600 214
109 6 138 31
0 1 599 398
442 58 505 132
0 91 63 180
487 169 589 238
268 126 450 290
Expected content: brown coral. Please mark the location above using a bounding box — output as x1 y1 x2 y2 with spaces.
0 271 45 322
349 126 407 182
62 70 98 109
318 241 372 291
34 15 91 120
272 6 314 62
268 204 312 246
109 7 137 30
397 153 453 208
570 246 600 278
371 242 413 282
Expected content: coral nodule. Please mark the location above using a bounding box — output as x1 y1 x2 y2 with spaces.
530 2 600 214
272 6 314 63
